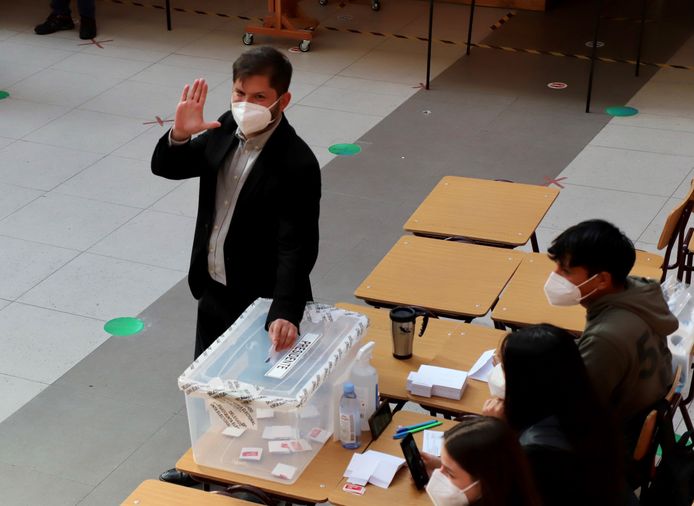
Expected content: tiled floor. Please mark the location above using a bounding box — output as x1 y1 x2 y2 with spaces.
0 0 693 503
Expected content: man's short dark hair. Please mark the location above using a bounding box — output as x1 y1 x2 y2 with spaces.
547 219 635 285
233 46 292 96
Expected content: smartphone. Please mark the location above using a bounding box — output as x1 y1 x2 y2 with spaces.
400 432 430 489
368 400 392 440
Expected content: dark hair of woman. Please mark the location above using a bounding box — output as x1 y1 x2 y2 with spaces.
501 324 625 504
443 416 542 506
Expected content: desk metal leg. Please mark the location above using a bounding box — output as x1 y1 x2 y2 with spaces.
466 0 477 56
585 0 603 113
425 0 434 90
530 232 539 252
165 0 172 31
635 0 648 76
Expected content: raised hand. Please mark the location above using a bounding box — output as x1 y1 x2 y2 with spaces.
171 78 221 141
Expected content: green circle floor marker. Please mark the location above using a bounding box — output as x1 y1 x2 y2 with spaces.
104 317 144 336
0 91 9 100
605 106 638 117
329 143 361 156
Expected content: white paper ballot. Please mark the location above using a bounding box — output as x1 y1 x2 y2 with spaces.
344 453 380 486
469 349 496 382
257 408 275 419
272 463 297 481
365 450 406 489
407 365 468 400
222 426 247 438
262 425 297 440
423 430 444 457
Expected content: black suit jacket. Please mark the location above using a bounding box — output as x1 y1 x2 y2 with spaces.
151 111 321 330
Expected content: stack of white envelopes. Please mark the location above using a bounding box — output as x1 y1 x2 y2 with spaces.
406 364 468 400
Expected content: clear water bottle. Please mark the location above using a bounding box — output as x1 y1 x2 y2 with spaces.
339 382 361 449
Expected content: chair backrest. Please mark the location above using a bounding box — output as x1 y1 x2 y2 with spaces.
657 181 694 266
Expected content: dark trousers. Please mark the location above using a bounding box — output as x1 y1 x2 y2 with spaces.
194 278 254 359
50 0 95 18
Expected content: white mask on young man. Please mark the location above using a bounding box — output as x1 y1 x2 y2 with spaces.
543 272 598 307
231 97 280 136
426 469 479 506
487 363 506 399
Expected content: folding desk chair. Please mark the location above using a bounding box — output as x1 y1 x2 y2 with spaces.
655 179 694 282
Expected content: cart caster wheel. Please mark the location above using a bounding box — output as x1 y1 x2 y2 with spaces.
319 0 328 5
242 32 254 45
372 1 380 11
299 40 311 52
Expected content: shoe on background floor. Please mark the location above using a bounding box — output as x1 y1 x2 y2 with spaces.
34 14 74 35
159 468 198 487
79 17 97 40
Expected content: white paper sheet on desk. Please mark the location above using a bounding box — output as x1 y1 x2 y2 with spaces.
469 349 496 382
423 430 444 457
364 450 406 489
344 453 380 486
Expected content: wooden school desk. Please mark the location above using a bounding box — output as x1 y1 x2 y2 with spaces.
338 303 505 416
121 480 252 505
354 236 524 320
329 411 458 506
404 177 559 252
176 435 368 505
491 252 667 334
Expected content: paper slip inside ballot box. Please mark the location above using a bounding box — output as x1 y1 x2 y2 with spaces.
407 365 468 400
308 427 331 444
222 426 247 438
344 450 406 489
272 463 297 481
268 441 291 454
468 349 496 382
262 425 297 440
423 430 444 457
239 448 263 461
257 408 275 419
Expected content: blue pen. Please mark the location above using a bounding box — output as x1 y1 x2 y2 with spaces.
395 420 440 434
393 421 443 439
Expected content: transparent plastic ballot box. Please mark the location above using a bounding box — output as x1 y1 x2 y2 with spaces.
178 298 368 484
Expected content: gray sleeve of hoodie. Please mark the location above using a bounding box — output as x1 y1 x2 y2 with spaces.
578 332 628 409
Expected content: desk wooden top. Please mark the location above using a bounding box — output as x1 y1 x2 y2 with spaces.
120 480 251 505
404 176 559 247
491 252 664 334
338 303 505 415
354 236 524 318
177 437 366 503
329 411 458 506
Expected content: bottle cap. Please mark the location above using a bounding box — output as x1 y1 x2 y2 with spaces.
343 382 355 394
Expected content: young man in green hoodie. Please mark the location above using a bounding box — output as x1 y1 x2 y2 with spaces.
545 220 677 435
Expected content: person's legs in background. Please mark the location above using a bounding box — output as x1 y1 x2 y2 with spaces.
76 0 97 40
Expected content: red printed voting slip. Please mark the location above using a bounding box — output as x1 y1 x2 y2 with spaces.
271 463 297 481
288 439 312 452
239 447 263 461
308 427 331 444
343 483 366 495
268 441 291 454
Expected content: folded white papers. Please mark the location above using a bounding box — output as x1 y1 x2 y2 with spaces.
299 405 321 419
239 447 262 461
343 450 406 489
308 427 332 444
407 365 468 400
423 430 444 457
272 463 297 481
262 425 297 440
468 349 496 382
268 441 291 454
257 408 275 419
222 426 247 438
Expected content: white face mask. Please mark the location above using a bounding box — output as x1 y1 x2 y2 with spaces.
426 469 478 506
543 271 598 307
231 97 280 136
488 363 506 399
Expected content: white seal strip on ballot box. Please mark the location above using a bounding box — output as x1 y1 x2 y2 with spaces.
178 299 369 431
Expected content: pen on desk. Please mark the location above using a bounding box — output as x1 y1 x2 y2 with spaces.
395 420 440 434
393 421 443 439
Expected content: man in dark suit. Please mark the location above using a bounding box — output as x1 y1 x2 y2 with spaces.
151 47 321 485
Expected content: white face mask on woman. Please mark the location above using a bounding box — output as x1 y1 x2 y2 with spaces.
487 363 506 399
426 469 479 506
543 271 597 307
231 97 281 136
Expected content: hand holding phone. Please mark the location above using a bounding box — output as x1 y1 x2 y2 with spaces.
400 433 430 489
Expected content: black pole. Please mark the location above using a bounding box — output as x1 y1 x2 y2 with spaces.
166 0 172 31
466 0 477 56
425 0 434 90
635 0 648 76
585 0 604 113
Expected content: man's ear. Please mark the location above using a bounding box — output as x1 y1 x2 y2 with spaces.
596 271 613 290
279 91 292 112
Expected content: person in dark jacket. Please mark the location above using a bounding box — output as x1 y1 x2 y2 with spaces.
151 46 320 486
483 324 628 506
